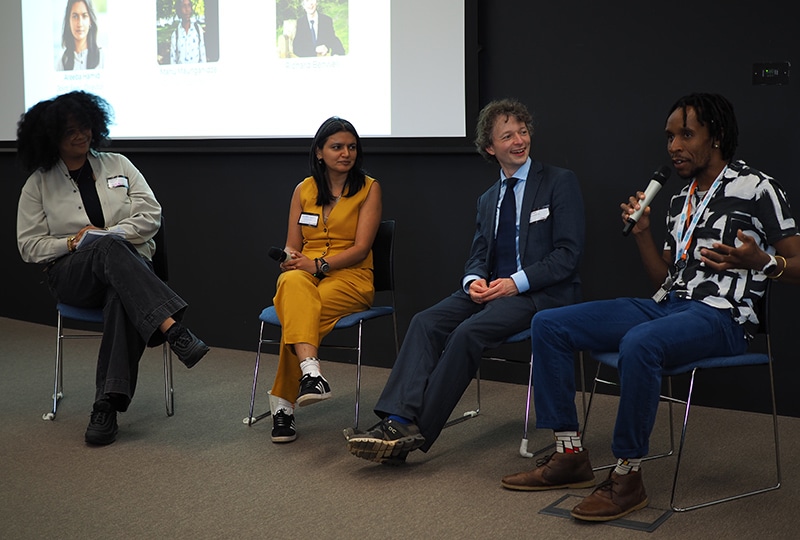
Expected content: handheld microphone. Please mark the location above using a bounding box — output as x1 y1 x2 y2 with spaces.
268 246 292 263
622 166 672 236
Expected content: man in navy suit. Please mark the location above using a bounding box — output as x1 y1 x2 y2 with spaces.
293 0 345 57
345 99 585 463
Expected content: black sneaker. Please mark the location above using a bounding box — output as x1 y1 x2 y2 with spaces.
296 374 331 406
346 418 425 463
85 399 118 445
167 323 209 368
271 410 297 443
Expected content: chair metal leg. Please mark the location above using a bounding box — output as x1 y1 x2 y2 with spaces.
163 344 174 417
582 357 675 472
445 367 481 428
244 322 271 426
354 321 364 429
520 354 535 457
43 313 66 421
523 351 591 458
670 366 781 512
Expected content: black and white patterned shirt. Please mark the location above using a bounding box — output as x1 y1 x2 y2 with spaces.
663 160 797 330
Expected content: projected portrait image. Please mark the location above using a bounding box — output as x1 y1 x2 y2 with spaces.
156 0 219 65
56 0 105 71
277 0 348 59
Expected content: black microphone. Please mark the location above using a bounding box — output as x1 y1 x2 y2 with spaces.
622 166 672 236
268 246 292 263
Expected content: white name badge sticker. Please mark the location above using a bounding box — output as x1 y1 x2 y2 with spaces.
529 207 550 223
299 212 320 227
106 175 129 189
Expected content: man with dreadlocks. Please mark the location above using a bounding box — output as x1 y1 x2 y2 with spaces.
500 92 800 522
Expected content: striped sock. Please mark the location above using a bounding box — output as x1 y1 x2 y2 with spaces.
554 431 584 453
614 458 642 475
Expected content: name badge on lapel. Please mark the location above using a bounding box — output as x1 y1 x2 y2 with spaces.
106 175 129 189
299 212 320 227
529 206 550 223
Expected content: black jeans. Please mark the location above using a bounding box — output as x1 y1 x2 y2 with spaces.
46 236 187 410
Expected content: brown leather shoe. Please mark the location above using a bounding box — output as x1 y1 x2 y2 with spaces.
501 451 596 491
571 470 648 522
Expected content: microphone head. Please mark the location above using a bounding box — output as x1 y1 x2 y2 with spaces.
268 246 287 262
654 165 671 184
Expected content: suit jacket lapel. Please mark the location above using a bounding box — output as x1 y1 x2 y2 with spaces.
519 160 543 262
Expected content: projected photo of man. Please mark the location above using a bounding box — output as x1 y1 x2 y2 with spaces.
278 0 347 58
169 0 206 64
156 0 218 65
56 0 104 71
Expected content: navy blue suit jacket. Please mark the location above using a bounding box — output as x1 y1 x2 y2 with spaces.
464 159 585 310
294 13 345 57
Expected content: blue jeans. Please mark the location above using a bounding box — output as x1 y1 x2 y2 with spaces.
531 292 747 458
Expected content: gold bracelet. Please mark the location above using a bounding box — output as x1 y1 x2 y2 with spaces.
769 255 787 279
67 236 76 252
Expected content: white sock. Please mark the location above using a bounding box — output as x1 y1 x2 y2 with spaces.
300 357 322 378
269 392 294 416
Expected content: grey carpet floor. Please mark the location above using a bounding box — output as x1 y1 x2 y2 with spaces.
1 316 797 539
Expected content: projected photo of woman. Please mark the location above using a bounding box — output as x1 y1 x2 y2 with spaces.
56 0 104 71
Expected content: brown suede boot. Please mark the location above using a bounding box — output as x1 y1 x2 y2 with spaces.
501 450 596 491
571 470 648 522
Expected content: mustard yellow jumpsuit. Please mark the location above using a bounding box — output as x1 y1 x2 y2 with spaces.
271 176 377 402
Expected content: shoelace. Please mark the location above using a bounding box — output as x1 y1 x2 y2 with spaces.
535 453 556 468
91 410 110 425
593 477 617 493
300 375 325 391
274 411 294 428
173 331 192 349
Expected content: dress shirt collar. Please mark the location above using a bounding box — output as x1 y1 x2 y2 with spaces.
499 157 531 186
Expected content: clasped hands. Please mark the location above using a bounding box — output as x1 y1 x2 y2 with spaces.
279 250 316 274
469 277 518 304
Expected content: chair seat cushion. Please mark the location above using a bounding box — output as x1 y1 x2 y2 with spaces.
57 303 104 323
259 305 394 329
591 350 770 375
504 329 530 344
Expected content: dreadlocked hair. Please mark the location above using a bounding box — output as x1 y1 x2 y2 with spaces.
667 93 739 162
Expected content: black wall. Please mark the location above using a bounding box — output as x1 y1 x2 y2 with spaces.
2 1 798 415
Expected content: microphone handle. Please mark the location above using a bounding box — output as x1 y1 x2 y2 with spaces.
622 218 636 236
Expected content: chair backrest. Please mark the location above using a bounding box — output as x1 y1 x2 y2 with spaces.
151 216 169 283
372 220 395 293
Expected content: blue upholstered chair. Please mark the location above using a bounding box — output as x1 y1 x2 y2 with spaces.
245 220 399 429
43 219 174 420
582 284 780 512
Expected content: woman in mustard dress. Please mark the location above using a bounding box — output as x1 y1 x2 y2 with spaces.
269 117 382 442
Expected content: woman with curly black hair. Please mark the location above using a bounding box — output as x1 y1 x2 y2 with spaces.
57 0 104 71
16 91 209 446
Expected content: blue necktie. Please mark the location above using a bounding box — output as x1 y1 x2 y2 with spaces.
494 177 518 278
310 20 317 46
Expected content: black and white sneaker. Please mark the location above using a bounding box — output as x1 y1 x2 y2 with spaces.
346 418 425 463
85 399 118 445
296 374 332 407
271 410 297 443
